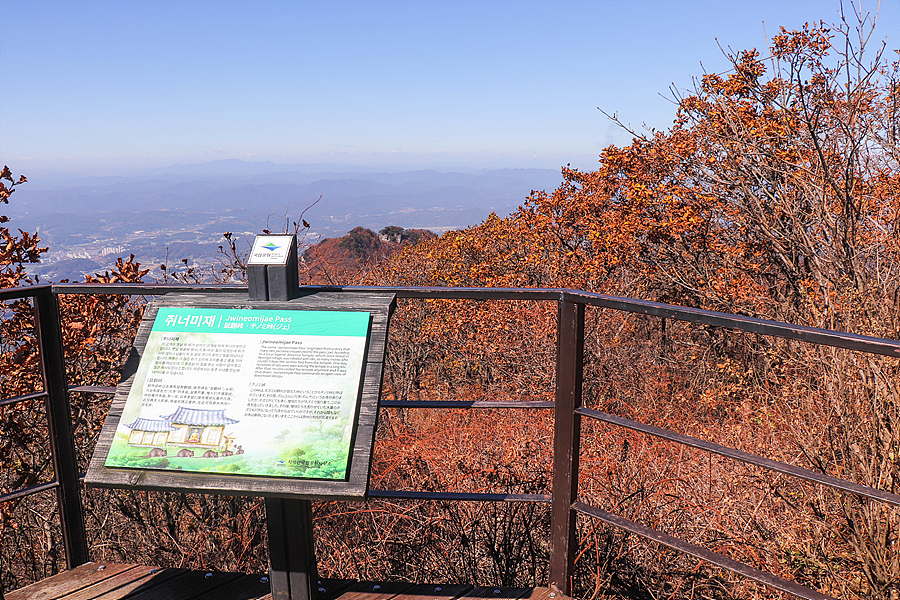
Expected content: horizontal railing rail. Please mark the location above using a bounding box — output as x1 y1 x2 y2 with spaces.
0 390 49 408
572 501 833 600
2 282 896 600
67 385 117 395
0 480 61 503
569 290 900 358
0 284 52 301
577 406 900 507
367 490 553 503
53 283 900 357
379 399 555 409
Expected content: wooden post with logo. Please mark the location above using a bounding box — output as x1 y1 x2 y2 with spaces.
248 234 300 302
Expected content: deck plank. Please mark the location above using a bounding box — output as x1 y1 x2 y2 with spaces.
330 581 416 600
5 566 571 600
462 587 535 600
56 565 184 600
186 571 274 600
253 576 358 600
99 569 244 600
316 578 359 600
6 563 138 600
519 589 562 600
390 583 473 600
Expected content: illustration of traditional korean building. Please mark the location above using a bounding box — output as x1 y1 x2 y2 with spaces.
124 418 174 447
162 406 239 448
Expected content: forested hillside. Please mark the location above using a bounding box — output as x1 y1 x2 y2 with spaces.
300 226 436 284
356 16 900 599
2 14 899 600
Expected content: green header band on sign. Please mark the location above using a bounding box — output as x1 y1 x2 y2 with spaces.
152 307 371 337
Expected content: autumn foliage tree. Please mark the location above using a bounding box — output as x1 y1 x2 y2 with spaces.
366 12 900 600
0 167 151 588
0 166 43 289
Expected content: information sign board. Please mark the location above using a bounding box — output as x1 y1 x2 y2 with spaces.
85 291 395 500
104 307 369 480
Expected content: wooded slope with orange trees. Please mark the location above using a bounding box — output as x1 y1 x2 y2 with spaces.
361 15 900 600
300 226 436 284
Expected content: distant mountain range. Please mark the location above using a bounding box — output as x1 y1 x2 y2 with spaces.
11 162 562 232
6 160 564 283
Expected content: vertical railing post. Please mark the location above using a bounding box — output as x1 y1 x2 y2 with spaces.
550 294 584 595
33 288 89 568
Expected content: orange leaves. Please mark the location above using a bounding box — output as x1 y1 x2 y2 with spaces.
368 17 897 332
84 254 150 285
0 170 44 297
0 166 26 205
771 23 832 59
720 49 765 98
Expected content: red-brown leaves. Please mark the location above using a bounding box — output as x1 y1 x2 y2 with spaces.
364 16 900 595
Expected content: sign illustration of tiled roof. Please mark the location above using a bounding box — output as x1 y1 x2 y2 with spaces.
124 418 175 431
161 407 239 426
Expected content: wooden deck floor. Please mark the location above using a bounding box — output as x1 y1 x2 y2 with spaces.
5 563 566 600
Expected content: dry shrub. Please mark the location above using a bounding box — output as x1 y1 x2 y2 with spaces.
83 489 268 572
310 298 557 587
314 408 552 585
570 306 898 599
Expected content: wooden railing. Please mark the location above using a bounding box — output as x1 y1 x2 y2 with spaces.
4 282 900 600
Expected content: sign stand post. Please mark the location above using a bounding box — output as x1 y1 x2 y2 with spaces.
247 235 317 600
86 232 395 600
265 496 318 600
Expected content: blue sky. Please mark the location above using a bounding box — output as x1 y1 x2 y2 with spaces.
2 0 898 174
